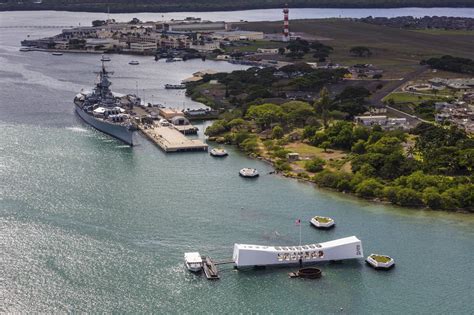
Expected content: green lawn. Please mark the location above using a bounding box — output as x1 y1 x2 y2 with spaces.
412 29 474 36
224 40 286 53
383 92 444 104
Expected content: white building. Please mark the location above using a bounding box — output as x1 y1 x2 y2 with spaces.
232 236 363 268
85 38 121 50
257 48 280 54
354 115 409 130
189 42 219 52
213 31 264 41
130 42 157 52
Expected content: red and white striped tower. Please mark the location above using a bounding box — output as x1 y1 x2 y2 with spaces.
282 4 290 42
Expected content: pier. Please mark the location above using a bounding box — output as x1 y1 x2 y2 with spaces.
139 125 208 152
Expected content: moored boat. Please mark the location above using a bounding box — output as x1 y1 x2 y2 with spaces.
52 52 63 56
101 55 111 62
165 84 186 89
129 60 139 65
310 216 335 229
19 47 31 52
73 62 141 145
184 252 203 272
210 148 228 157
239 168 259 178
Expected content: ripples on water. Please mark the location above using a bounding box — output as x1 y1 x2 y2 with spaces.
1 10 474 313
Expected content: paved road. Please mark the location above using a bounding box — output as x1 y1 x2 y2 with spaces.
369 65 430 107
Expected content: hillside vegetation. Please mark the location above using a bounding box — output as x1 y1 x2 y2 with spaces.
1 0 473 12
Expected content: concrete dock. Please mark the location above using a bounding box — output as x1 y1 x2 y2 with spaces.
140 125 208 152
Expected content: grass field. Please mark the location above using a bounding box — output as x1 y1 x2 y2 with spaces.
383 92 444 104
412 29 474 36
224 40 286 53
238 19 474 78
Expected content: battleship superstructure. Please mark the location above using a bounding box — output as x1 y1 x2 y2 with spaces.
74 62 140 145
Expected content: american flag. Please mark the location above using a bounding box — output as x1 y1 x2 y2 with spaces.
295 219 301 225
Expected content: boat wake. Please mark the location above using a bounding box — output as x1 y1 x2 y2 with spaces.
65 126 89 133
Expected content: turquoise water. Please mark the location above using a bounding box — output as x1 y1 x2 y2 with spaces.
1 13 474 314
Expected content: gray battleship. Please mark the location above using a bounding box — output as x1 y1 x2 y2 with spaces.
74 63 140 145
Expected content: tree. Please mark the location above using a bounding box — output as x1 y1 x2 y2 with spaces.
281 101 315 127
423 187 443 209
305 157 326 173
314 87 331 128
350 46 373 57
92 20 106 27
352 140 366 154
355 178 384 198
205 120 228 136
321 141 331 153
396 188 423 207
272 125 284 139
246 103 285 130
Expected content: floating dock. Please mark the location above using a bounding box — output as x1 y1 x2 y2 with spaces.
202 257 220 280
139 125 208 152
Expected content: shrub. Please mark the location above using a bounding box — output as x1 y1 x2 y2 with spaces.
205 120 227 136
336 179 353 192
383 186 400 204
275 160 292 172
355 178 384 198
305 157 326 173
273 148 291 159
313 170 339 188
396 188 423 207
422 187 443 209
272 125 284 139
240 137 259 154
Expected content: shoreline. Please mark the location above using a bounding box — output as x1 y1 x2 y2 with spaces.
214 140 473 215
1 5 474 14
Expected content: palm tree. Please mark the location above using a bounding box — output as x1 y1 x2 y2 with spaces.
314 87 331 128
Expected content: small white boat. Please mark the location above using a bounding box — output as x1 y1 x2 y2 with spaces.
19 47 31 52
184 252 203 272
310 216 335 229
129 60 139 65
52 52 63 56
101 55 111 62
239 168 259 178
366 254 395 270
210 148 228 157
172 57 183 62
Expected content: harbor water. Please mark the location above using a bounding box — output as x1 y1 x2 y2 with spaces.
1 12 474 314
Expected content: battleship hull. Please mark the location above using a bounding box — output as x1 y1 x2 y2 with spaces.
75 105 134 145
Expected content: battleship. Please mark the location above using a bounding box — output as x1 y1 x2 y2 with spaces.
74 62 140 145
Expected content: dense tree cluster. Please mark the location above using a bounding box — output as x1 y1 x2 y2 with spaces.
285 39 334 61
187 66 349 109
422 55 474 74
312 123 473 211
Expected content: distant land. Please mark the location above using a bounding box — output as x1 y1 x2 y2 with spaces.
0 0 473 13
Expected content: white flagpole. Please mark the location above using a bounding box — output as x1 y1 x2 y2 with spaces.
299 222 302 246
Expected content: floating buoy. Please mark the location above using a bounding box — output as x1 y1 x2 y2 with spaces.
366 254 395 270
